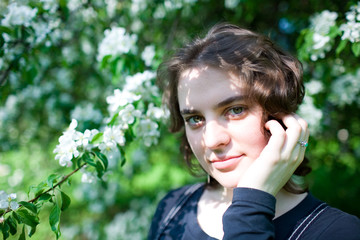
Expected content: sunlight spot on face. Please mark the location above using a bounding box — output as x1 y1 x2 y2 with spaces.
227 71 244 92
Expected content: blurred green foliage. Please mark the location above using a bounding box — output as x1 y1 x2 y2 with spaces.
1 0 360 239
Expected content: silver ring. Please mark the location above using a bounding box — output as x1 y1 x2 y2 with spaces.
298 141 308 147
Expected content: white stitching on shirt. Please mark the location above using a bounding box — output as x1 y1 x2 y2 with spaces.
294 206 328 240
288 202 327 240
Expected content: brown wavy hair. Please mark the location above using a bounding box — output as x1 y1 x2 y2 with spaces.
157 23 311 193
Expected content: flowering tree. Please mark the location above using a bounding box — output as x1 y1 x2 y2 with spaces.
0 0 173 238
1 0 360 239
295 3 360 215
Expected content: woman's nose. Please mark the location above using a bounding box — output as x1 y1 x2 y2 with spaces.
203 120 230 150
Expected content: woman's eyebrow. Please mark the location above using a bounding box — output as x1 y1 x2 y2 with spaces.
180 95 245 115
180 109 199 115
216 95 245 108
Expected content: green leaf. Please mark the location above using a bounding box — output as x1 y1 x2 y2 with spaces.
18 225 26 240
100 55 111 69
49 204 61 239
19 201 37 214
336 40 348 55
54 190 62 210
0 26 12 34
15 209 39 228
12 212 20 223
1 221 10 240
115 58 125 77
108 112 119 126
30 181 48 197
125 125 136 142
351 42 360 57
328 25 340 38
60 191 71 211
94 151 108 170
95 161 105 178
38 193 52 202
90 132 103 144
82 152 96 166
6 216 17 235
47 174 61 188
116 146 126 167
27 225 36 237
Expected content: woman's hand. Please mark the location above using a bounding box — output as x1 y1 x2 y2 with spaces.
237 114 309 196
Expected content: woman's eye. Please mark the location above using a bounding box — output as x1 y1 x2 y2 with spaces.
185 116 204 127
226 106 244 118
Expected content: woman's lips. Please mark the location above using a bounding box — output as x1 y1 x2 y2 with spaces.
210 155 243 170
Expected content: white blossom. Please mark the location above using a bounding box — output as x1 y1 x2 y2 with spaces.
310 10 338 35
81 171 97 183
309 10 338 61
104 198 155 240
80 7 97 23
77 129 99 149
312 33 330 50
123 71 159 101
40 0 58 13
305 80 324 95
67 0 83 11
131 19 144 32
164 0 183 10
105 0 117 18
141 45 155 66
154 5 166 19
106 89 141 115
32 21 51 44
103 126 126 146
1 3 38 27
0 191 8 209
54 119 81 167
146 103 168 120
124 71 156 92
98 141 121 166
330 69 360 106
54 119 101 166
224 0 241 9
0 191 19 210
130 0 147 15
97 27 138 62
298 95 323 133
340 22 360 42
340 3 360 43
136 119 160 147
118 104 141 125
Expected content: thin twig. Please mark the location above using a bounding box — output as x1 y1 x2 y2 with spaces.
29 163 87 203
0 163 87 217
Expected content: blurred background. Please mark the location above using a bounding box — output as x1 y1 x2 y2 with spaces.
1 0 359 239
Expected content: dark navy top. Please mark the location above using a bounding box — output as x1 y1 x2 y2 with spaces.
148 184 360 240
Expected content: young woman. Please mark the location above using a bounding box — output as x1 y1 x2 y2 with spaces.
148 24 360 240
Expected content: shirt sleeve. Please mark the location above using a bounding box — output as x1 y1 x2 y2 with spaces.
222 188 276 240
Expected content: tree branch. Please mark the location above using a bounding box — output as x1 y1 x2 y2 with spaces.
29 163 87 203
0 163 87 217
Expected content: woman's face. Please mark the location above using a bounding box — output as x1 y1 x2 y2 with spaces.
178 66 269 188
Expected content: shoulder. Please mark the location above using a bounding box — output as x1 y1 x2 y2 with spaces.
157 183 204 211
148 183 204 239
303 205 360 240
